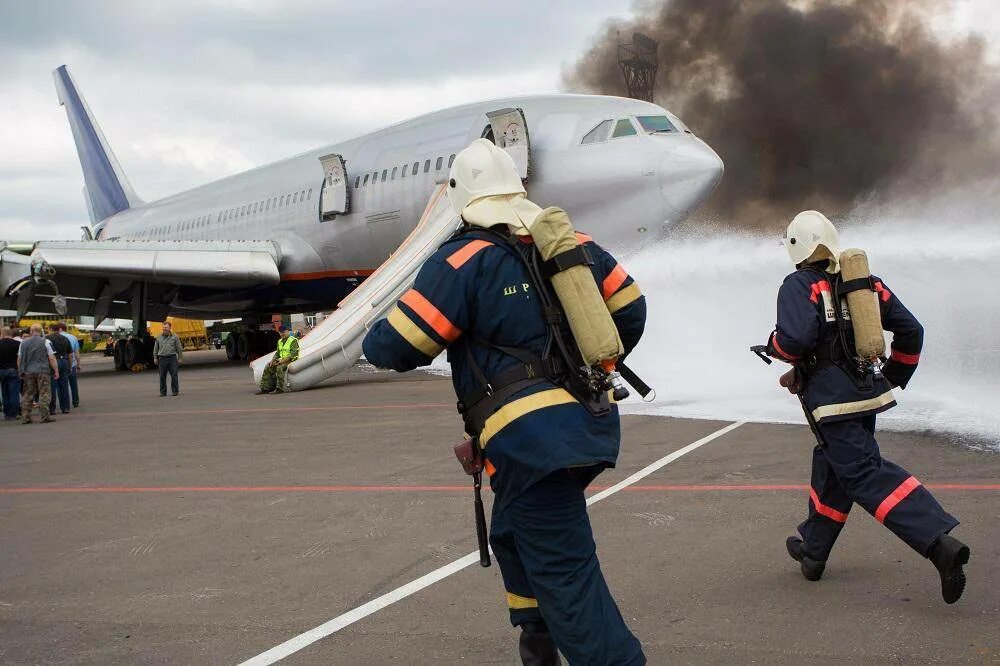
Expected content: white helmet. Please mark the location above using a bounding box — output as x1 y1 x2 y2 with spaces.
784 210 841 268
447 138 541 235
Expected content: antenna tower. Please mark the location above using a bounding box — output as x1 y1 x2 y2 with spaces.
617 32 659 102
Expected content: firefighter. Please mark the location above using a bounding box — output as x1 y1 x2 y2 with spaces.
765 210 970 604
363 139 647 665
258 326 299 393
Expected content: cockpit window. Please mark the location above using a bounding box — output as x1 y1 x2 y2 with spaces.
612 119 638 138
636 115 677 134
581 119 612 145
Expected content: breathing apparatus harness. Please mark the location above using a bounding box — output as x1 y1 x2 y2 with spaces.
798 265 884 391
453 225 625 438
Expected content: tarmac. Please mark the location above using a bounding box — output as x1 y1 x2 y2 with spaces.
1 349 998 665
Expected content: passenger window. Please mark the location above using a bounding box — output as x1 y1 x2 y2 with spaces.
363 174 369 186
300 190 305 201
412 162 418 176
381 169 387 182
448 154 456 168
612 118 638 138
581 119 613 145
355 176 360 188
391 167 398 180
292 193 298 204
240 205 246 216
401 164 406 178
307 189 312 200
424 160 430 173
279 196 285 206
372 172 378 183
435 156 443 171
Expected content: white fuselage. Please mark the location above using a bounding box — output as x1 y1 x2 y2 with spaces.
95 94 722 316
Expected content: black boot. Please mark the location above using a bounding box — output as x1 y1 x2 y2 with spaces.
519 620 560 666
928 534 970 604
786 536 826 581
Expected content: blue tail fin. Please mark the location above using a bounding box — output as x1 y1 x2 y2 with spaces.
53 65 142 223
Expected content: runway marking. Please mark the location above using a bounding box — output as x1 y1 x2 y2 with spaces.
64 402 452 419
236 420 745 666
3 483 998 495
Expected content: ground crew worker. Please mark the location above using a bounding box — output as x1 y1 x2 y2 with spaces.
0 327 22 421
57 322 81 408
153 321 183 396
764 210 970 604
17 324 58 424
258 326 299 393
46 324 73 414
363 139 647 665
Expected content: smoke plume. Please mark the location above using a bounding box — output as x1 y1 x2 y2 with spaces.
566 0 999 227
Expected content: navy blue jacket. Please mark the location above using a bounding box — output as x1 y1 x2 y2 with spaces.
767 266 923 424
363 228 646 513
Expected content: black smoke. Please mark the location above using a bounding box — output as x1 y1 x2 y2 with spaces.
565 0 998 227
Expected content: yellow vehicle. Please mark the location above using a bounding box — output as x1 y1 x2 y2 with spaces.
148 317 209 351
16 317 88 348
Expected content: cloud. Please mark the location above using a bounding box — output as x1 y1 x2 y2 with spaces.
0 0 636 239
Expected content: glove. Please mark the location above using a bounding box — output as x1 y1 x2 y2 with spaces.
779 367 802 394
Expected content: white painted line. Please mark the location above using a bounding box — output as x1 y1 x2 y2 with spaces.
238 420 745 666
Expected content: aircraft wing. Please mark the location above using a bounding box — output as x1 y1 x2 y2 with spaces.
0 239 281 321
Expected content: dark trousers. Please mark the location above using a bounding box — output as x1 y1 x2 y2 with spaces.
49 357 71 413
158 355 179 395
68 367 79 407
0 368 20 419
799 415 959 561
490 468 645 666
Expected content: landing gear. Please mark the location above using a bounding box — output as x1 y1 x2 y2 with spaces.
224 329 280 362
113 339 128 371
237 331 252 360
225 333 240 361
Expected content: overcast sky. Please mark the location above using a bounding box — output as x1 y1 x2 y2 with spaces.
1 0 997 241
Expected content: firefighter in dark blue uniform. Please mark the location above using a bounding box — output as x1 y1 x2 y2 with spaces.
363 140 647 665
765 210 970 604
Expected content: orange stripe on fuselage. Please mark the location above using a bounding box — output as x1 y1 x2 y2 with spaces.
400 289 461 342
447 240 493 269
602 264 628 299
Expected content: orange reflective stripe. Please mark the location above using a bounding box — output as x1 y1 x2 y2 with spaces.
602 264 628 299
484 459 496 477
399 289 461 342
446 239 493 269
575 231 593 244
875 476 921 523
771 335 800 361
810 487 848 523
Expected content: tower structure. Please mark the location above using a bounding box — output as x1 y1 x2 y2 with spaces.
617 32 659 102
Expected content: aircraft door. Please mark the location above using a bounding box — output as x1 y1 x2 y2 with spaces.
486 108 530 180
319 153 350 220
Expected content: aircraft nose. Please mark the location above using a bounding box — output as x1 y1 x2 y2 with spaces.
659 138 724 219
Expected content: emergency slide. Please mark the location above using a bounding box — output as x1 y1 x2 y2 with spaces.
250 185 461 391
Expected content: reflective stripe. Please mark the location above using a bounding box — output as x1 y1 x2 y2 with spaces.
605 282 642 314
771 334 800 361
277 336 297 359
810 487 849 523
446 239 493 269
809 280 831 304
875 475 921 523
891 348 920 365
602 264 629 299
874 281 892 303
811 389 895 421
387 307 444 357
484 459 496 477
575 232 593 244
400 289 461 342
479 388 578 448
506 592 539 609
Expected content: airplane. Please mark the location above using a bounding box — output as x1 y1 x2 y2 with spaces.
0 65 723 375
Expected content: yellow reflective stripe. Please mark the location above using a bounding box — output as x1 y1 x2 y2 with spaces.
605 282 642 314
811 389 895 421
387 307 444 357
506 592 539 609
480 388 578 448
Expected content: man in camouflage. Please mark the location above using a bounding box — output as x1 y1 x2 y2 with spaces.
17 324 59 424
258 326 299 393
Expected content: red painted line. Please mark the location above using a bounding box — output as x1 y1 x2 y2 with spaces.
71 402 452 419
1 484 997 495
